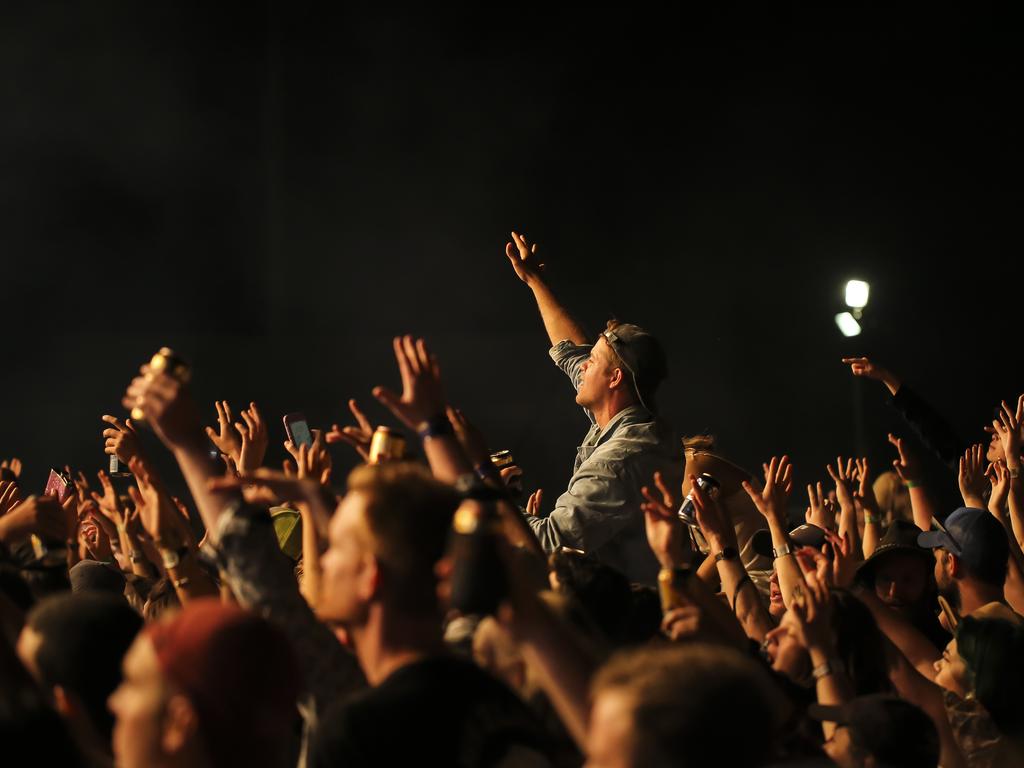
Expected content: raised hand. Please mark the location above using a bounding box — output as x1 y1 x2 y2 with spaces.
204 400 242 461
743 456 793 526
826 457 857 511
993 398 1022 468
1 457 23 479
958 444 988 509
0 480 22 516
690 474 738 555
0 495 71 545
823 529 859 589
852 457 879 512
840 357 900 394
505 231 546 286
123 366 204 450
90 469 126 527
128 457 191 548
373 336 447 431
525 488 544 517
640 471 689 569
235 402 269 473
888 433 922 486
447 407 491 467
840 356 890 382
101 415 143 465
805 481 834 531
987 461 1010 519
326 399 375 461
788 570 834 652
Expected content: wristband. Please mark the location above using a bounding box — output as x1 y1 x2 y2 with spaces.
128 551 145 564
172 576 191 590
904 480 919 489
1010 467 1021 480
812 661 835 680
773 543 793 559
417 414 454 440
864 513 880 525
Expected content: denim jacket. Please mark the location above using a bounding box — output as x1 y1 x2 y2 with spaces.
524 340 682 585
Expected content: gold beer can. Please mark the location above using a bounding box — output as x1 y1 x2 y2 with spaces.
131 347 191 421
369 427 406 464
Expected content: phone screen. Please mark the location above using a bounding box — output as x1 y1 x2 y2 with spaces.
289 419 313 448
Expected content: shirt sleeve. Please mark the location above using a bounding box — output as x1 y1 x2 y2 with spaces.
548 340 592 393
214 503 366 721
525 460 633 554
888 384 965 468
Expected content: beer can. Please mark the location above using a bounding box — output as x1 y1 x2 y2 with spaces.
369 427 406 464
131 347 191 421
677 473 720 527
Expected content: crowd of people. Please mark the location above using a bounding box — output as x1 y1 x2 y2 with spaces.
1 231 1022 767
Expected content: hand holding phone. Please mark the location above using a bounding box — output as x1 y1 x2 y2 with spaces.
283 413 314 449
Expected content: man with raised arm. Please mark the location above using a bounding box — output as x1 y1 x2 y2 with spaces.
505 231 681 585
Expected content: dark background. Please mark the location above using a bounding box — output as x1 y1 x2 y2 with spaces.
1 4 1019 514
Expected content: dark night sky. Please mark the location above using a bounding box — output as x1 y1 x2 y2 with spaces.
1 4 1020 514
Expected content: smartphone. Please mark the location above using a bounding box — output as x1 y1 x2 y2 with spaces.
283 413 313 449
44 468 73 503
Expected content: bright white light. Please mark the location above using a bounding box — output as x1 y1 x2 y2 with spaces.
835 312 862 337
845 280 870 309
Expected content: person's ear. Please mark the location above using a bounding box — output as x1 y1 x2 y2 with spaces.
161 693 199 755
948 552 963 578
52 684 76 719
357 552 381 602
607 366 625 391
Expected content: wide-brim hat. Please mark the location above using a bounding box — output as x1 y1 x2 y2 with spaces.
855 520 933 586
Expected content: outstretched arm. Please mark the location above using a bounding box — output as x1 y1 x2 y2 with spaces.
505 231 587 347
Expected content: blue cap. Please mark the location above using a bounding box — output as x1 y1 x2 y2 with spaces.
917 507 1009 574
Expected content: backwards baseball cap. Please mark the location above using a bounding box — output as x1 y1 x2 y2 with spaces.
808 694 939 768
599 322 668 413
145 599 300 768
917 507 1009 581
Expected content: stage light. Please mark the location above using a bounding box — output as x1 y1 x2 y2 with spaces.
845 280 870 310
835 312 862 337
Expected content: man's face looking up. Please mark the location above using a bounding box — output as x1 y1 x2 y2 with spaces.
576 338 622 412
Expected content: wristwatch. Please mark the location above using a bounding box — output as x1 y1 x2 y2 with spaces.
714 547 738 563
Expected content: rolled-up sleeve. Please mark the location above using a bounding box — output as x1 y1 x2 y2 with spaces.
549 340 592 392
525 460 632 554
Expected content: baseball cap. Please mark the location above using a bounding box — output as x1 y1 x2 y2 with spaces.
599 322 667 413
751 523 827 559
808 694 939 768
917 507 1009 576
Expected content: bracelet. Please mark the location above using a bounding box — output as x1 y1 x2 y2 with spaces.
417 414 454 440
172 576 191 590
773 543 793 559
812 661 834 680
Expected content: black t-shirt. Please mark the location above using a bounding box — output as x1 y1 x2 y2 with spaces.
310 655 553 767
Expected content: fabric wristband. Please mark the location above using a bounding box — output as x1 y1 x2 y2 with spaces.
417 415 455 440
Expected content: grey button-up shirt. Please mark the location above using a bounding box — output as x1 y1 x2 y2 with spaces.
525 340 682 585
